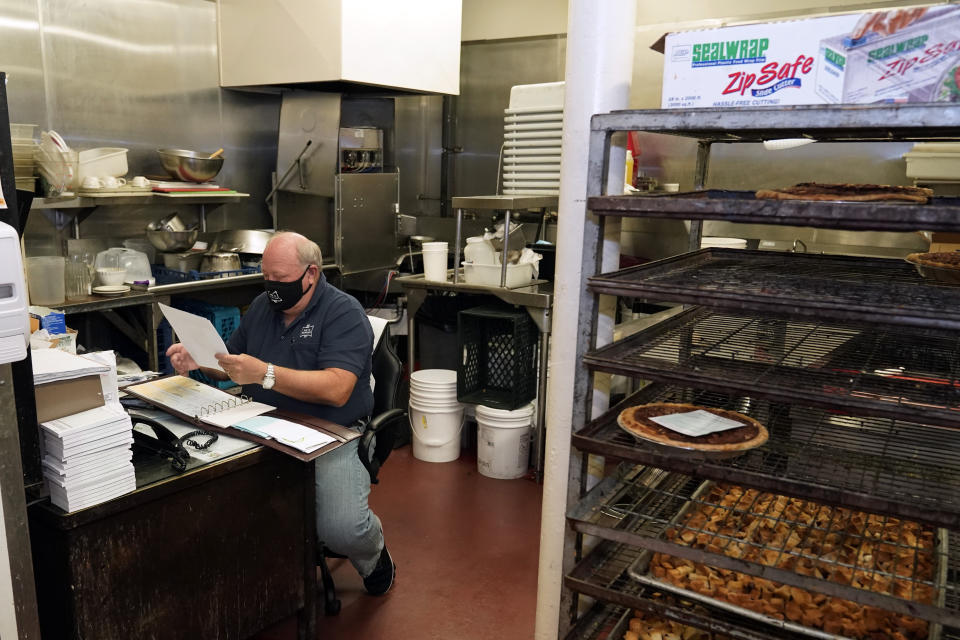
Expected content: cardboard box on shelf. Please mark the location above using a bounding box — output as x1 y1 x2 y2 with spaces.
29 306 66 334
33 375 105 423
659 4 960 108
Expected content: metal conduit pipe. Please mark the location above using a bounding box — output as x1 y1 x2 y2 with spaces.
534 0 636 638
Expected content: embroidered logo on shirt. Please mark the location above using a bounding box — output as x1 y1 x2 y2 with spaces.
300 324 314 339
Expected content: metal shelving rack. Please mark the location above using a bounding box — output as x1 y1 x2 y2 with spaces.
562 103 960 639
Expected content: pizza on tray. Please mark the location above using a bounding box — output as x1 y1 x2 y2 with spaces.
906 251 960 270
616 402 769 453
755 183 933 203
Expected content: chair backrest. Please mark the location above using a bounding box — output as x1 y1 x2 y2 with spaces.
370 324 402 416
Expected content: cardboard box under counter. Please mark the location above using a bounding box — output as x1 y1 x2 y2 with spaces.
34 375 105 423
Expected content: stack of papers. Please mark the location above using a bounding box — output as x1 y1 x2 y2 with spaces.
32 349 111 384
41 403 136 512
234 416 336 454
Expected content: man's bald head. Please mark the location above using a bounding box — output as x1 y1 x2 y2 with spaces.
264 232 323 268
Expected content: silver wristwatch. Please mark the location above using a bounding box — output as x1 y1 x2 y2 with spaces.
262 363 276 390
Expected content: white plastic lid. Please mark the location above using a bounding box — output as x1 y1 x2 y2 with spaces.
476 402 535 417
410 369 457 385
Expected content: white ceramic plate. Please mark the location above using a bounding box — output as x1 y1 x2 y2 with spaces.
92 285 131 296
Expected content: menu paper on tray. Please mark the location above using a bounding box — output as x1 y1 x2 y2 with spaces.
158 303 229 371
649 410 745 437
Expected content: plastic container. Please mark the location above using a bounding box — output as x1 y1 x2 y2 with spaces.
10 123 38 141
96 268 127 286
26 256 66 305
94 248 153 284
476 403 534 479
409 402 464 463
123 238 157 265
903 142 960 181
700 237 747 250
422 241 448 282
77 147 128 181
464 236 497 265
461 262 535 288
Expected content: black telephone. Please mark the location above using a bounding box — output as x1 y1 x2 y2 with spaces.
130 413 218 473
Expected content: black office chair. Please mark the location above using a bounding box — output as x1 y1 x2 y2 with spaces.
319 322 406 615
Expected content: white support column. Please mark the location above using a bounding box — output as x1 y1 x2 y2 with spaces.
534 0 636 638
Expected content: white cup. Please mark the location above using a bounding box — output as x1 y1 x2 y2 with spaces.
130 176 150 188
101 176 126 189
421 241 448 282
82 176 103 189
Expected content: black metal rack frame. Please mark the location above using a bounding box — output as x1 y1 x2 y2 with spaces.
588 249 960 332
588 191 960 233
584 306 960 431
575 383 960 529
561 103 960 638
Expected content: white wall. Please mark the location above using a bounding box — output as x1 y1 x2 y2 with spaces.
461 0 567 40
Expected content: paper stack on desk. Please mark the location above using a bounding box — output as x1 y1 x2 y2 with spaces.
40 403 136 513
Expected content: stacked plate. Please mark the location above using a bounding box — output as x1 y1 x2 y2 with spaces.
11 123 38 193
502 82 564 196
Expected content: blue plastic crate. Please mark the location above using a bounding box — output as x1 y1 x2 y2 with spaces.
157 319 173 374
152 264 260 286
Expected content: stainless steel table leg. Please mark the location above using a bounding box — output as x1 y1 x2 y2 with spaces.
404 289 427 374
453 208 463 284
500 210 511 288
534 330 550 482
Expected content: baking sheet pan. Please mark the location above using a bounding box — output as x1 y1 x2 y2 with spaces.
624 479 948 640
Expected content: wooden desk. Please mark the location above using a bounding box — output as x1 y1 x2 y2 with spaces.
29 445 317 640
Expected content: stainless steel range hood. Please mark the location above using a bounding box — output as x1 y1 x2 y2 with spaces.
217 0 462 96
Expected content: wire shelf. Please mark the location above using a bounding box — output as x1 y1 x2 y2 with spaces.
563 602 631 640
588 191 960 233
590 104 960 143
568 468 959 629
567 535 830 640
587 249 960 332
584 307 960 430
574 384 960 529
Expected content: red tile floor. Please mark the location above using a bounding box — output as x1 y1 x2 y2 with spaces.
252 442 543 640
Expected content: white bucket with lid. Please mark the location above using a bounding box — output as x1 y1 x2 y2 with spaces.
475 403 534 479
409 401 464 463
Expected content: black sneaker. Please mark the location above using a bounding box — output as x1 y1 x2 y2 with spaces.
362 546 396 596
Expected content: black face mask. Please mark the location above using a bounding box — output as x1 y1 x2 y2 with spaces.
264 266 312 312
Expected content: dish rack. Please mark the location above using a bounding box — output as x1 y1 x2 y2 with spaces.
152 264 260 285
562 103 960 640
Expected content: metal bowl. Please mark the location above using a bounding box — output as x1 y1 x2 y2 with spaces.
146 228 199 252
211 229 274 254
157 148 224 183
201 251 241 273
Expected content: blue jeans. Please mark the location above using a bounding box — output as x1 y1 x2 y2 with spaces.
315 433 384 578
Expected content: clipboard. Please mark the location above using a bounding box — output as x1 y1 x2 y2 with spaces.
124 376 359 462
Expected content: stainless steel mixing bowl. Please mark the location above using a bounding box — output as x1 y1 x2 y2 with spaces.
157 148 224 183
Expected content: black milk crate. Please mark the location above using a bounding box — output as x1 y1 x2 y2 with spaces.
457 305 539 410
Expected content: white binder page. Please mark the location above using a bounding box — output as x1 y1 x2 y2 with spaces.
158 303 229 371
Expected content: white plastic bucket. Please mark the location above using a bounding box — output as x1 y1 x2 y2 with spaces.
409 403 464 463
475 403 534 479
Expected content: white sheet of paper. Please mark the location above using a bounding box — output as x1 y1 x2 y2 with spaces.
159 303 229 371
649 410 745 437
235 416 336 453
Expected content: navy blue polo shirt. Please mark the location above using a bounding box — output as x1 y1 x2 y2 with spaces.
226 273 373 426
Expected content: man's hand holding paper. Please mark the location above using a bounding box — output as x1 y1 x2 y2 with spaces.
159 303 230 373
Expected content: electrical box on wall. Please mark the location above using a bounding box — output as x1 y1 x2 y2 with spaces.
216 0 462 95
